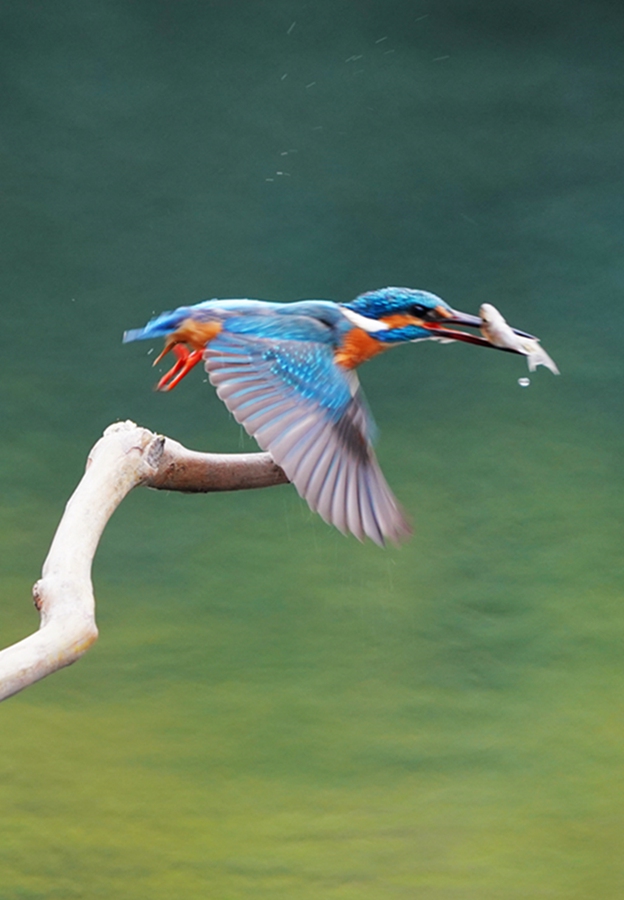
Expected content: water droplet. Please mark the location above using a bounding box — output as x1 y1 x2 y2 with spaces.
518 377 530 387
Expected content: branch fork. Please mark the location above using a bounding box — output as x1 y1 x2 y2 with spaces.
0 421 287 702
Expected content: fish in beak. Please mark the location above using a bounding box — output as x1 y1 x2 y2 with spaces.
421 304 549 358
478 304 559 373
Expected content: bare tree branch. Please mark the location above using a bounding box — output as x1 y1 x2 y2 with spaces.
0 420 288 702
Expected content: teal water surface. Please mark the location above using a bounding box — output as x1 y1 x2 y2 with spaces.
1 1 624 897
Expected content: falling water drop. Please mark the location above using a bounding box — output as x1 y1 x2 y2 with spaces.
518 377 530 387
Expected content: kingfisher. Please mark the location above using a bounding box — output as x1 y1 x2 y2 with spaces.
124 287 535 546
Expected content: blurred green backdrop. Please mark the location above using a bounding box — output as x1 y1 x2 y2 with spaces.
1 1 624 897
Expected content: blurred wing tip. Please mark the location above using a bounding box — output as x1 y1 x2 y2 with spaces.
122 328 147 343
315 494 412 547
385 516 413 547
350 517 411 548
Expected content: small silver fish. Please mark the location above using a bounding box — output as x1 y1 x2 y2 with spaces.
479 304 559 375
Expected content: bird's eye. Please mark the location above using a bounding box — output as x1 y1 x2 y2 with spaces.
409 304 428 318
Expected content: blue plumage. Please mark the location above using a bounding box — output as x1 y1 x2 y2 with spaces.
210 329 359 422
122 308 195 343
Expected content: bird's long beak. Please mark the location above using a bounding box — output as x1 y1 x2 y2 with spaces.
448 309 536 340
421 308 536 353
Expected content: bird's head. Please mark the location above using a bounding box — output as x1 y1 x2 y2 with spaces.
341 287 533 350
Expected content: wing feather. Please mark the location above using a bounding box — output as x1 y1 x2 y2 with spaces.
303 438 341 512
289 424 333 489
312 445 343 523
276 419 327 478
205 329 410 544
345 461 366 541
357 467 384 547
330 457 350 536
255 409 315 446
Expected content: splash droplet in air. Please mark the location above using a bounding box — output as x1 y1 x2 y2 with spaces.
518 377 530 387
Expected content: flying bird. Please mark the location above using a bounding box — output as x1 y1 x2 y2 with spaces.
124 287 535 546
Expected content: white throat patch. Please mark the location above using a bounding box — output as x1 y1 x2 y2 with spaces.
339 306 390 333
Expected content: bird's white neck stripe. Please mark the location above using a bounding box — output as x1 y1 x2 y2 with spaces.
339 306 390 332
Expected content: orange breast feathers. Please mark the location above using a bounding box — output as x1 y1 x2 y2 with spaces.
334 314 422 370
170 318 223 350
155 318 223 364
334 327 387 369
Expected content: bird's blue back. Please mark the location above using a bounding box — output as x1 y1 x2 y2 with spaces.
124 298 348 343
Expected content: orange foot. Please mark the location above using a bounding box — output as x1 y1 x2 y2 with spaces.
155 345 204 391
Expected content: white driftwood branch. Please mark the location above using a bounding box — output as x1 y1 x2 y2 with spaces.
0 420 287 702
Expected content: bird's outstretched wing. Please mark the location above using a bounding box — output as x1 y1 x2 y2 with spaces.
204 321 410 545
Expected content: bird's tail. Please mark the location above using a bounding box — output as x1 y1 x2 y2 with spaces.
123 307 192 343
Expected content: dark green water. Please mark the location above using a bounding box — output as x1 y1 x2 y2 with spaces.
1 1 624 896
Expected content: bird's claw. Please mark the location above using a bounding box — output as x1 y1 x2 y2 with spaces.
155 344 204 391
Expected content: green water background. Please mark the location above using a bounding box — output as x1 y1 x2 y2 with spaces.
1 1 623 896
